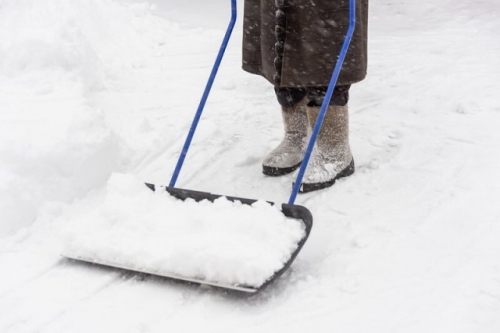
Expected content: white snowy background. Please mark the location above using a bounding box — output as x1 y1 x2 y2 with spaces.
1 0 500 332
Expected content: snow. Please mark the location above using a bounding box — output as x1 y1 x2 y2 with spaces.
1 0 500 332
63 173 305 288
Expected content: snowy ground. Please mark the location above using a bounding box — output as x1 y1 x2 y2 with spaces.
1 0 500 332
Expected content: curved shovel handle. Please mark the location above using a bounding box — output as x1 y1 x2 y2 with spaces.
169 0 237 188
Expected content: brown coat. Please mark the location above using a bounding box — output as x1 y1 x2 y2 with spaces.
242 0 368 88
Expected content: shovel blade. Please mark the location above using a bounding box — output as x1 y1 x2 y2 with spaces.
63 184 313 293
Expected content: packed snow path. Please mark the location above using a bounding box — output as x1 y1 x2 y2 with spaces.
1 0 500 332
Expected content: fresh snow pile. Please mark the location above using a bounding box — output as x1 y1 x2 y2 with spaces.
0 0 171 236
63 173 306 288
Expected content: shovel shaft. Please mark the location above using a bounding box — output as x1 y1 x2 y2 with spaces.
288 0 357 205
170 0 237 188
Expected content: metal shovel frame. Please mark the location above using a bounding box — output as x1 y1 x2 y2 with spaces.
67 0 357 294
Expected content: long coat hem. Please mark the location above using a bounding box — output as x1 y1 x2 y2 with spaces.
241 63 367 88
242 0 369 88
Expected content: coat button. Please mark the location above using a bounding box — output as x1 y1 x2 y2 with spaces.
275 10 285 26
273 73 281 84
275 41 284 55
274 57 283 70
275 25 285 40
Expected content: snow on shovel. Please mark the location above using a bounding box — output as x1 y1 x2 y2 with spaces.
63 173 312 293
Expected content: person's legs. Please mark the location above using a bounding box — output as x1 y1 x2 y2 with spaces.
305 85 350 107
300 85 355 192
263 85 355 190
262 87 309 176
274 87 307 108
299 85 354 192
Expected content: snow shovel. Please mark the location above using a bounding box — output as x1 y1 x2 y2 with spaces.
63 0 357 294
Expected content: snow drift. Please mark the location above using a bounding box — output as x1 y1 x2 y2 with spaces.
0 0 171 236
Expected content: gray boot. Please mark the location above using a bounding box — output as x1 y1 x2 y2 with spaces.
300 104 355 192
262 98 309 176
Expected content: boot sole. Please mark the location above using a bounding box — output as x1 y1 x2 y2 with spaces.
298 159 355 193
262 161 302 177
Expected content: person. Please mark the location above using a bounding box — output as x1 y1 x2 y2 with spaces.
242 0 368 192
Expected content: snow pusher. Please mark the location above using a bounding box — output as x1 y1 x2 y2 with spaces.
63 0 356 293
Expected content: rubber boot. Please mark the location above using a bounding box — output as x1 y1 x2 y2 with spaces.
300 104 355 192
262 98 309 176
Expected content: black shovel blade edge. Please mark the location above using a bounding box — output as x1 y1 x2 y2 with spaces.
145 183 313 293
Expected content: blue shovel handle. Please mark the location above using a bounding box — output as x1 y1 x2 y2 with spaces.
169 0 237 188
288 0 357 205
